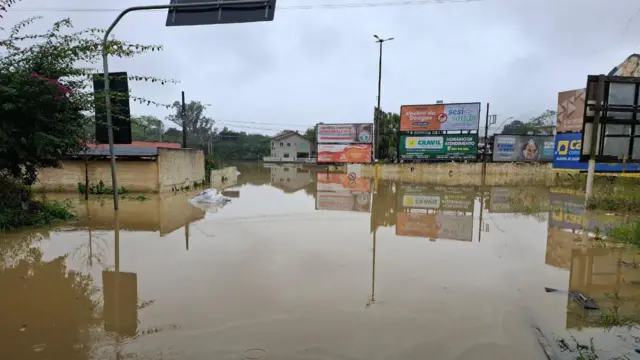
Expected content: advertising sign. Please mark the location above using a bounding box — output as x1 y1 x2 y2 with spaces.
493 135 555 162
553 133 640 172
557 89 586 133
399 134 478 160
317 123 373 144
396 212 473 241
317 173 371 193
317 144 372 163
397 185 475 212
316 191 371 212
400 103 481 132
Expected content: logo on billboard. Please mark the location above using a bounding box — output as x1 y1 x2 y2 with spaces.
403 195 441 209
437 113 448 123
358 131 371 142
556 139 581 156
407 137 443 149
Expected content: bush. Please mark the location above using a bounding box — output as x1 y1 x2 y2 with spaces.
0 177 74 231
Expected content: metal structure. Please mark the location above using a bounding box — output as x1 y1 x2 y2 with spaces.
101 0 274 209
166 0 276 26
580 75 640 199
373 34 394 162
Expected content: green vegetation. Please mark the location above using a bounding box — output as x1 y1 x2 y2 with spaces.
0 0 171 229
606 220 640 246
500 110 557 135
77 180 129 195
554 174 640 214
0 180 74 231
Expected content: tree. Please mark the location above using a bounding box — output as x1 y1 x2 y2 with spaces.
375 109 400 160
500 110 557 135
0 0 173 226
132 115 164 142
165 101 214 147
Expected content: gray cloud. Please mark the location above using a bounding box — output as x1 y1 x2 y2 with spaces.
3 0 639 134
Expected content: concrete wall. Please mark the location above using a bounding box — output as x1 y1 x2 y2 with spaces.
36 159 159 192
157 148 205 192
210 166 238 189
361 162 554 186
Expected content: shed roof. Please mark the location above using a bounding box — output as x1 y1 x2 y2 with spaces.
79 146 158 157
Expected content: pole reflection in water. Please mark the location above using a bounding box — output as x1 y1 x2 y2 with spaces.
102 211 138 339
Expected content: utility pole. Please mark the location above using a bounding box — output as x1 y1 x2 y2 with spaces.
585 75 605 202
483 103 490 163
373 34 394 162
181 91 187 148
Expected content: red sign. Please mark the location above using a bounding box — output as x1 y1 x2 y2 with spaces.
317 144 372 163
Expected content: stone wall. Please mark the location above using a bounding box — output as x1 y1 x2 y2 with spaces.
157 148 205 192
36 159 159 192
361 162 554 186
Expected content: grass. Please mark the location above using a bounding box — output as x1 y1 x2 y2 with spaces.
554 173 640 214
606 220 640 246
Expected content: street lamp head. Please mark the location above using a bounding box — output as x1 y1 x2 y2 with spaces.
373 34 380 40
387 37 395 41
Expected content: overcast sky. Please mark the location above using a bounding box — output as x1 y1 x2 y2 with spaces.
3 0 639 135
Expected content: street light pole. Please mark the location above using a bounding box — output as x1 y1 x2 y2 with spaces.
100 0 267 210
373 34 394 162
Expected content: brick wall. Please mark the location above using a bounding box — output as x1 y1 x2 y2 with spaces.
157 148 205 192
36 159 159 192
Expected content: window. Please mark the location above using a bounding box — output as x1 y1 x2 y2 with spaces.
283 153 290 158
287 143 291 147
283 167 290 172
271 142 275 149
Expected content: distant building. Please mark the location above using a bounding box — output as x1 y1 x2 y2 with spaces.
264 130 315 163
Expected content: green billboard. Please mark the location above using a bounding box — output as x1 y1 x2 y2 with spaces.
399 134 478 160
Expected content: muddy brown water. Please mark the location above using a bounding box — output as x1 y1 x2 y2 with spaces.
2 164 640 360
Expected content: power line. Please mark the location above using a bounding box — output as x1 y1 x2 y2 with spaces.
5 0 483 13
218 119 311 127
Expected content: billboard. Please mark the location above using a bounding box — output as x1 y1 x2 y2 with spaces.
400 103 481 132
317 144 372 163
317 173 371 193
553 133 640 171
316 191 371 212
557 89 586 133
396 212 473 241
397 185 475 212
399 134 478 161
316 124 373 144
493 135 555 162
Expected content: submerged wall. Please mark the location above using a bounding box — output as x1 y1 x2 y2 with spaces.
361 162 554 186
157 148 205 192
36 159 159 192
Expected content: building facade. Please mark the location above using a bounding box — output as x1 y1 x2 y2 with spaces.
264 131 315 163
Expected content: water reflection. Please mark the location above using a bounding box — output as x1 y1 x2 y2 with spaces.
4 163 640 359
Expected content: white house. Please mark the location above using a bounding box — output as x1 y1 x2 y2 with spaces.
264 130 315 163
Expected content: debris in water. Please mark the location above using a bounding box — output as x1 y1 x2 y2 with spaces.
544 287 599 310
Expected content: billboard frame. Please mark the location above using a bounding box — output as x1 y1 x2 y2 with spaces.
492 134 555 163
399 102 482 133
580 75 640 164
399 134 478 161
316 123 373 144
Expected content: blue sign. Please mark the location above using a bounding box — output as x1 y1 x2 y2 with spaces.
553 133 640 172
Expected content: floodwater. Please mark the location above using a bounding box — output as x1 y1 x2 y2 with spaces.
2 163 640 360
